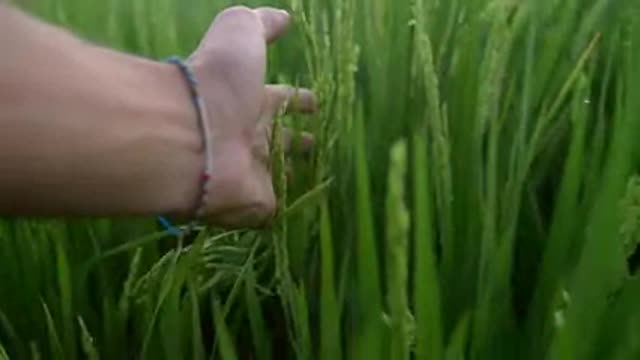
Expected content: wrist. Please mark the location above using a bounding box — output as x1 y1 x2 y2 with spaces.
89 46 206 216
151 60 207 216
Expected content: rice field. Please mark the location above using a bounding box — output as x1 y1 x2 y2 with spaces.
1 0 640 359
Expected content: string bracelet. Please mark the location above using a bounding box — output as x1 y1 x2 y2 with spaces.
157 56 214 235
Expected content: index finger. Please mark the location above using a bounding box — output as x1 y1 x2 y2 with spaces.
202 6 290 48
254 7 291 44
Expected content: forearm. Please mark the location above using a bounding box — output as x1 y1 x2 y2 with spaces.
0 5 203 216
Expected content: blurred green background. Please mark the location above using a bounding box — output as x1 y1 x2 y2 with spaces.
1 0 640 359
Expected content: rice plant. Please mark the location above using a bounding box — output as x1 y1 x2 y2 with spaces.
1 0 640 359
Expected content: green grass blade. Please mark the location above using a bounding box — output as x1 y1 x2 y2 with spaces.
245 266 272 360
548 22 640 359
412 130 443 359
353 106 383 360
526 72 591 356
87 230 173 265
29 343 40 360
187 281 205 360
41 301 63 360
53 231 75 359
0 342 9 360
292 285 312 360
282 178 334 218
0 311 19 358
319 199 341 360
118 247 143 321
78 316 99 360
591 278 640 360
213 300 238 360
140 238 183 360
445 313 470 360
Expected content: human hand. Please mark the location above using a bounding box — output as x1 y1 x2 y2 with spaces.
188 6 316 229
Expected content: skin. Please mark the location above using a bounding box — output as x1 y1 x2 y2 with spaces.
0 4 317 229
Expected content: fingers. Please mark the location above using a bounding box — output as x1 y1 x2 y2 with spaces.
264 85 318 117
254 7 291 44
203 6 290 49
261 85 316 155
282 129 314 154
203 7 263 47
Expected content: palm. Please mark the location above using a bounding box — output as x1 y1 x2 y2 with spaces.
187 7 316 229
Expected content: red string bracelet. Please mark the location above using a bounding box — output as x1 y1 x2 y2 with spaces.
160 56 213 232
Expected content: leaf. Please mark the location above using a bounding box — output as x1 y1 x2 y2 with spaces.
412 131 443 359
213 300 238 360
41 301 63 360
53 227 75 359
283 178 334 218
29 342 41 360
77 317 99 360
88 230 172 266
292 285 312 360
0 341 9 360
245 266 272 360
188 280 206 360
445 314 471 360
319 199 341 360
354 105 383 360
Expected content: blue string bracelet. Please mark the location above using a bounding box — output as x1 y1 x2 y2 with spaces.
157 56 214 235
157 215 183 237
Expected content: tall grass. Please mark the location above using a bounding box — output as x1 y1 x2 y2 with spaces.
2 0 640 359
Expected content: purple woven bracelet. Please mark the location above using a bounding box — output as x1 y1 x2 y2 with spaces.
166 56 213 220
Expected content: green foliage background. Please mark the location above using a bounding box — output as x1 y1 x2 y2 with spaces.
1 0 640 359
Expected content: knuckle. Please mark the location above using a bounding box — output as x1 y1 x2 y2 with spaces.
248 183 275 216
238 196 276 230
267 85 293 109
254 185 277 220
258 203 277 228
242 174 276 224
262 196 277 217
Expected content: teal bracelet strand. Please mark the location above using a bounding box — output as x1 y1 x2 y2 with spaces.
157 56 213 235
